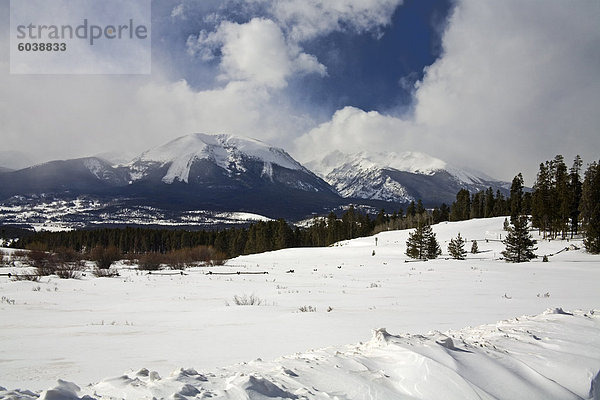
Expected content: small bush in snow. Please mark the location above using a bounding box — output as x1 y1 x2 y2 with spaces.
90 245 121 269
139 253 164 271
232 294 264 306
55 264 81 279
92 267 120 278
298 305 317 312
11 273 40 282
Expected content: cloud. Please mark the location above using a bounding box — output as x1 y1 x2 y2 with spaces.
188 17 325 88
171 4 186 20
264 0 403 41
295 0 600 182
295 106 417 159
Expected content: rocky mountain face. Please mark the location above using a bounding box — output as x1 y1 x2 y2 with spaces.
0 134 508 228
306 151 509 206
0 134 341 224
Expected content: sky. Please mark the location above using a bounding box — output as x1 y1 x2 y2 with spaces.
0 0 599 183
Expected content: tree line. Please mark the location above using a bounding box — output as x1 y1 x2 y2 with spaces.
8 154 600 259
13 206 375 259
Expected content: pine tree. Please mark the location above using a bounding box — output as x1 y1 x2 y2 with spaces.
471 240 479 254
553 155 570 239
406 224 426 260
581 161 600 253
509 173 524 223
450 189 471 221
502 216 538 263
405 224 441 260
569 155 583 238
532 162 551 238
425 225 442 259
448 233 467 260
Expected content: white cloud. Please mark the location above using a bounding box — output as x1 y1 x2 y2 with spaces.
0 63 314 164
171 4 186 19
295 0 600 182
295 106 417 161
188 17 326 88
264 0 403 41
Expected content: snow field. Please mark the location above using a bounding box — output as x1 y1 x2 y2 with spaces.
0 217 599 398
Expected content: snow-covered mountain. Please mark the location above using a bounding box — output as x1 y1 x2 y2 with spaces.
0 134 341 224
0 135 511 227
127 133 306 185
307 151 509 205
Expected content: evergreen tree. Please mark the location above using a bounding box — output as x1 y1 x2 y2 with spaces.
405 224 426 260
406 224 441 260
581 161 600 253
426 225 442 259
569 155 583 237
416 199 426 215
448 233 467 260
532 162 552 238
406 201 417 217
509 173 524 223
471 240 479 254
484 187 495 218
471 191 484 219
502 216 538 263
450 189 471 221
553 155 570 239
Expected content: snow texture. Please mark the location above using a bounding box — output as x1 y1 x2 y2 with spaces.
1 217 599 399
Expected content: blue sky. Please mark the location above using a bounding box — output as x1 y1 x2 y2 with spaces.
150 0 452 115
1 0 599 182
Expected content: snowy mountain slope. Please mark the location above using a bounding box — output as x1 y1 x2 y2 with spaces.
307 151 509 205
128 133 304 184
0 150 34 170
0 157 129 199
0 134 342 221
1 217 600 396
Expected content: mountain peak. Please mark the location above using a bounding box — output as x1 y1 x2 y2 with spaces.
307 150 507 205
307 150 447 178
130 133 303 184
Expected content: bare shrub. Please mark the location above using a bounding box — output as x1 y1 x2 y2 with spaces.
10 273 40 282
162 249 188 270
55 263 81 279
26 248 57 276
232 294 264 306
160 246 228 269
139 252 164 271
90 245 122 269
92 267 119 278
54 247 81 264
298 305 317 312
209 250 228 266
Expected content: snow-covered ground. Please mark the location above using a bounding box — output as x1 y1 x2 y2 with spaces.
1 217 599 399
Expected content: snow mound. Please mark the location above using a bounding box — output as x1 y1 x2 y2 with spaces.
38 380 82 400
3 309 598 400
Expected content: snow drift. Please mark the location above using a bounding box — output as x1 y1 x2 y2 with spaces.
1 309 599 399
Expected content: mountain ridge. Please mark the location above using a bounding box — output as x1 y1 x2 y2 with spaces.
306 150 509 205
0 133 509 227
